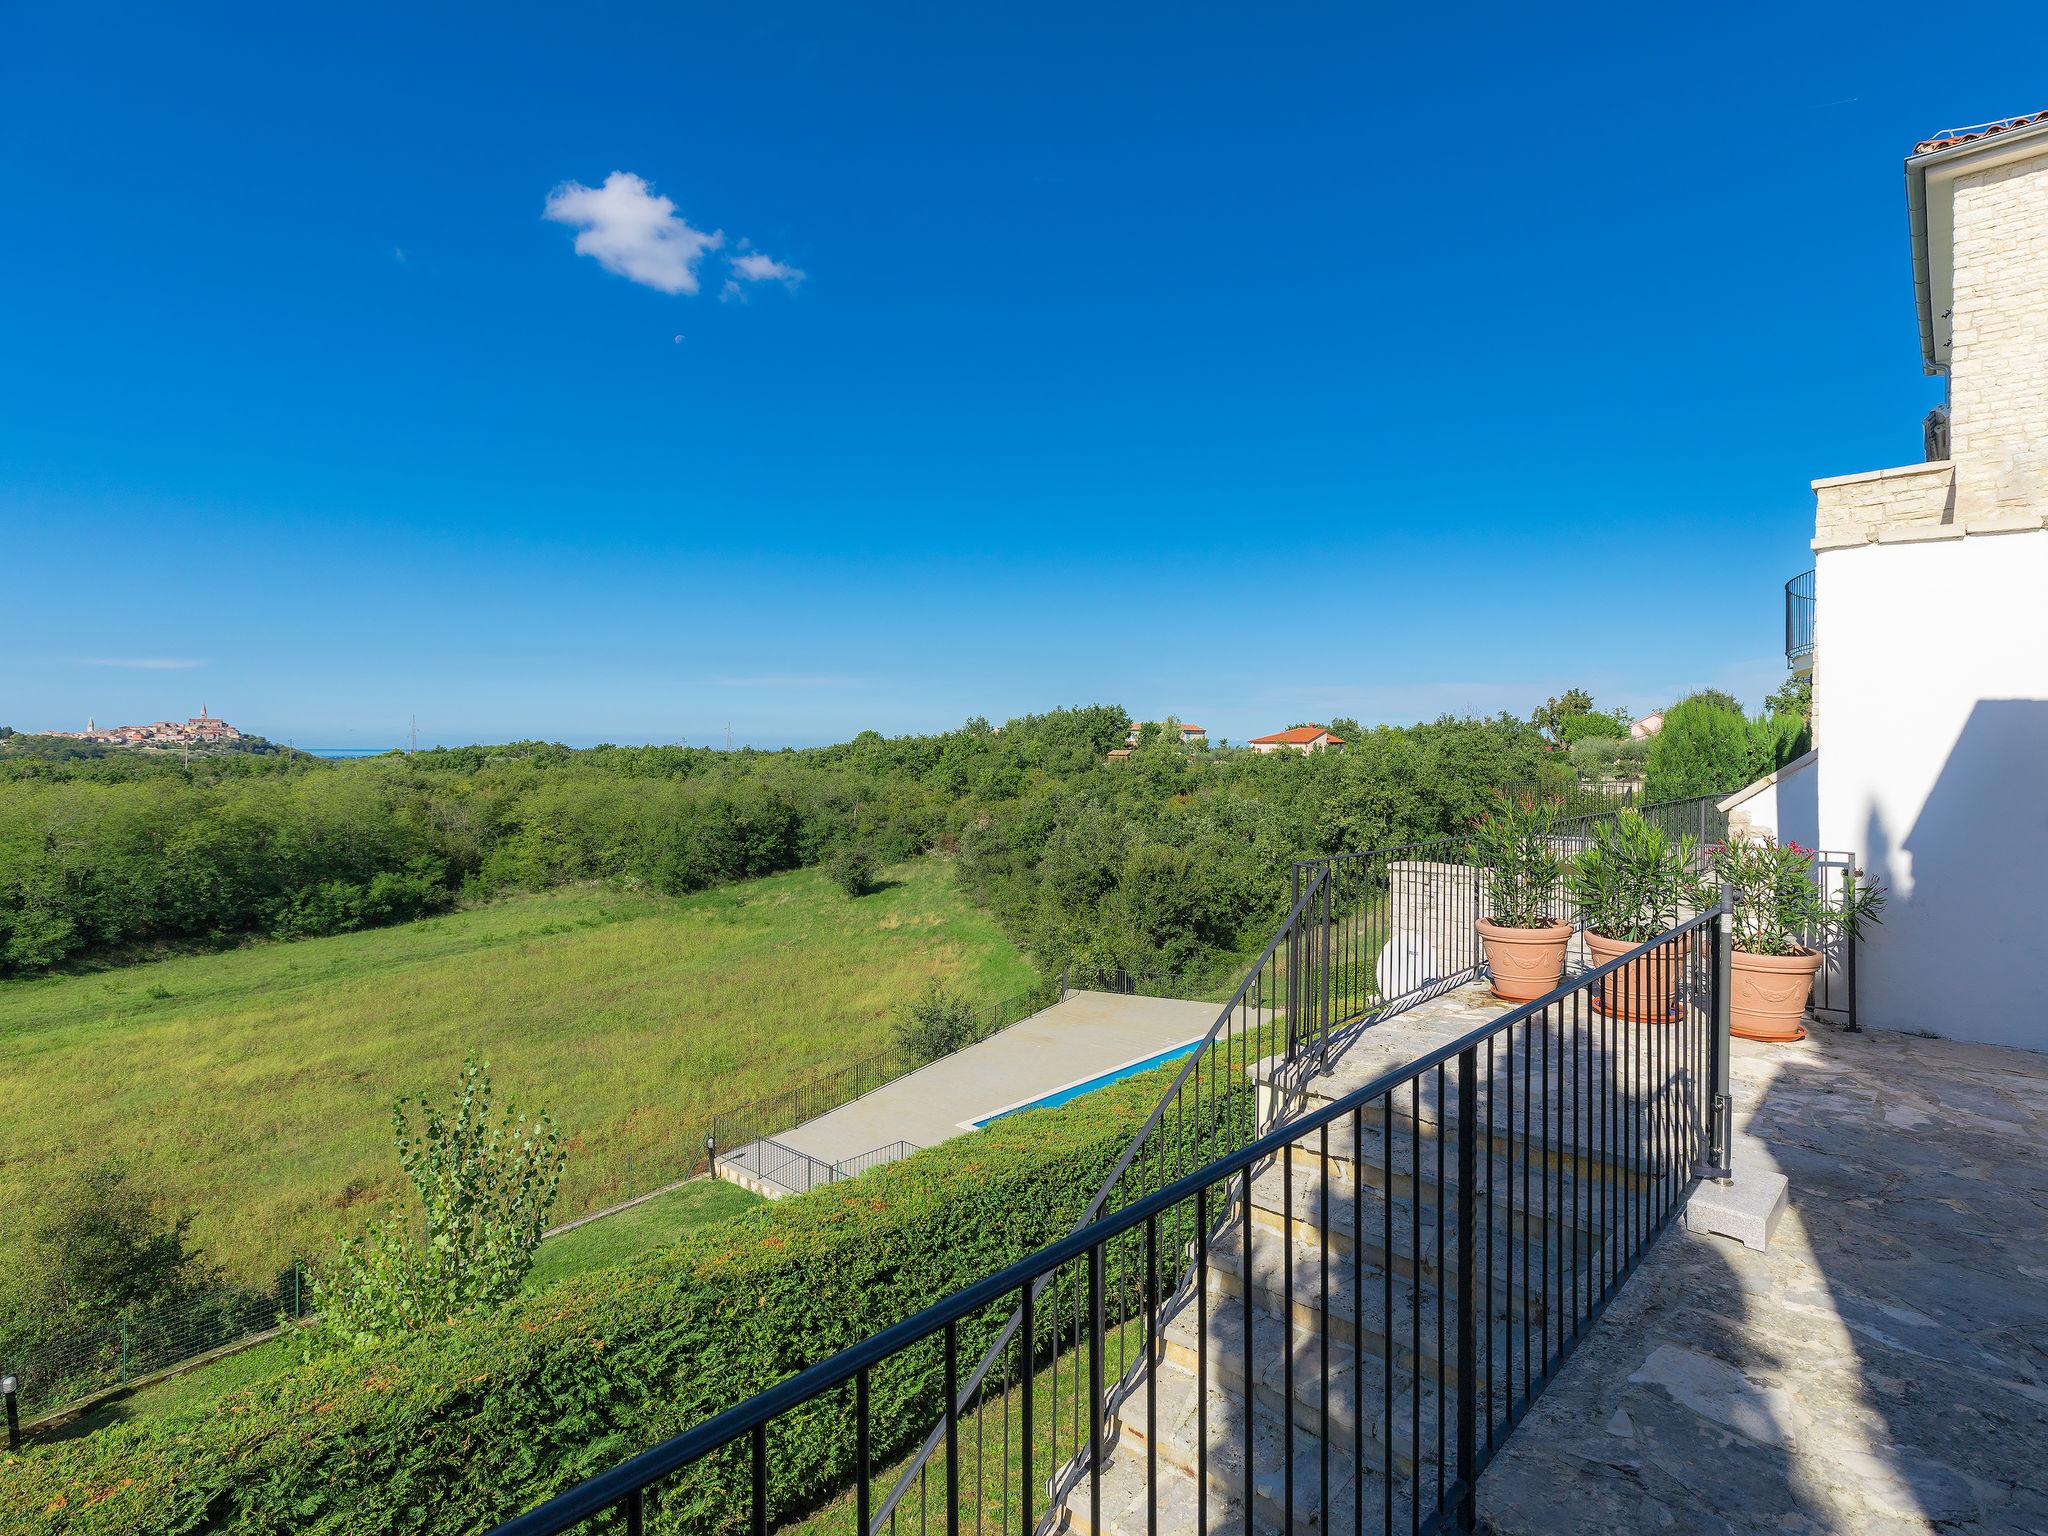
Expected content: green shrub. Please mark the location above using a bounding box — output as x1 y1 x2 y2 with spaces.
1472 792 1563 928
827 842 879 898
1642 698 1753 802
893 976 982 1063
3 1061 1248 1536
1558 709 1627 745
308 1055 565 1349
0 1164 220 1366
1565 810 1710 942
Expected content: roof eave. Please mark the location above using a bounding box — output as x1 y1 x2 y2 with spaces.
1905 116 2048 377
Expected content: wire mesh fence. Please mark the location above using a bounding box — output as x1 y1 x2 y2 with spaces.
5 1264 307 1424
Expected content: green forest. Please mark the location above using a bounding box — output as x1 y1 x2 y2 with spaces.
0 691 1805 984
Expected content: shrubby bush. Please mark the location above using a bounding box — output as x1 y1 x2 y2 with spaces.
1643 698 1809 803
827 840 879 897
894 976 981 1062
5 1061 1248 1536
308 1056 564 1350
0 1164 218 1363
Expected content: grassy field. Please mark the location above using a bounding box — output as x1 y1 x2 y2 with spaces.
0 859 1038 1285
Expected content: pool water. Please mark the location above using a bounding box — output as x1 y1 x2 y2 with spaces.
970 1038 1203 1127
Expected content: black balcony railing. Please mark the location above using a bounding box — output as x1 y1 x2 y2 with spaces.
484 795 1738 1536
489 910 1729 1536
1785 570 1815 668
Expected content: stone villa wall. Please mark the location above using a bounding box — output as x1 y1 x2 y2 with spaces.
1811 461 1958 550
1949 151 2048 525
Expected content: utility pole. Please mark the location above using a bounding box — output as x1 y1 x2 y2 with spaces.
409 715 417 756
725 721 733 752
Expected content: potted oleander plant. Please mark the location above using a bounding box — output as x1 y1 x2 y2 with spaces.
1566 810 1711 1022
1712 836 1885 1042
1472 792 1571 1002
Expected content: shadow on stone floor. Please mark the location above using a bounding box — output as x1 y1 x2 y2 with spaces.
1474 1016 2048 1534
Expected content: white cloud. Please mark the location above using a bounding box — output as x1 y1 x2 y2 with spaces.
729 251 805 286
77 657 206 669
543 172 724 295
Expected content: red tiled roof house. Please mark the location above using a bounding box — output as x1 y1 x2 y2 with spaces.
1248 724 1345 755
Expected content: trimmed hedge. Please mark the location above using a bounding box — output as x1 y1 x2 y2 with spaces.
6 1060 1250 1535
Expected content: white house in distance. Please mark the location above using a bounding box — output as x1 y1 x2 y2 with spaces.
1726 108 2048 1051
1122 720 1209 747
1249 725 1345 755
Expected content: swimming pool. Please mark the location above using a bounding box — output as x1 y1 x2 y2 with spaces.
965 1037 1203 1128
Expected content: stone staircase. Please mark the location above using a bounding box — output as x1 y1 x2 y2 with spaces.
1056 984 1657 1536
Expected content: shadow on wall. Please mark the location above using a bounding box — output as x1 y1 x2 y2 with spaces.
1860 698 2048 1046
1774 752 1819 851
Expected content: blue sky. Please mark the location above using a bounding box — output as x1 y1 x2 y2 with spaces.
3 4 2040 749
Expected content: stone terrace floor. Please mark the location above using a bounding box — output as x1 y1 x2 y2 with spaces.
1476 1018 2048 1534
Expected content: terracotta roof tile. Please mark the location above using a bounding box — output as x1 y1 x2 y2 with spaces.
1249 724 1345 745
1914 109 2048 155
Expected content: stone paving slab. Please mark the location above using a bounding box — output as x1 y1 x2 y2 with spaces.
1473 1020 2048 1534
739 989 1219 1171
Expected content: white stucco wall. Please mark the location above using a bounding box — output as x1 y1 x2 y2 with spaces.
1813 531 2048 1048
1719 750 1818 849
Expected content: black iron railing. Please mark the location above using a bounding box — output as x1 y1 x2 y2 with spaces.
1282 794 1732 1069
1785 570 1815 668
489 910 1729 1536
730 1136 924 1197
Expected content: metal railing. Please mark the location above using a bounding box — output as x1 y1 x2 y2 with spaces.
726 1136 923 1197
489 909 1729 1536
1785 569 1815 668
1807 849 1861 1030
863 867 1323 1531
1057 963 1196 1001
1282 794 1732 1068
854 794 1730 1527
707 989 1052 1172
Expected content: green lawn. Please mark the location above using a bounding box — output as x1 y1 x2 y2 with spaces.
524 1179 760 1293
0 859 1037 1285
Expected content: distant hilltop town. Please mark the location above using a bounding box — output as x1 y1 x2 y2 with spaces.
47 709 249 750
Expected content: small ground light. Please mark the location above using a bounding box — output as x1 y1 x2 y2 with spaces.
2 1371 19 1451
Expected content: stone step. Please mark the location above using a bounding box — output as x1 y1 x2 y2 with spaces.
1241 1159 1572 1312
1090 1348 1371 1536
1201 1221 1499 1390
1268 1037 1699 1194
1060 1445 1412 1536
1151 1286 1441 1477
1276 1116 1670 1220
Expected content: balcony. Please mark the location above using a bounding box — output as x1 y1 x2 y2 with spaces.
1785 569 1815 671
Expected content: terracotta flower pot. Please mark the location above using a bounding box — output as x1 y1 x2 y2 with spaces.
1582 930 1683 1023
1730 947 1823 1042
1477 918 1572 1002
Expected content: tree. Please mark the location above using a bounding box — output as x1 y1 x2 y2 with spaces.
308 1054 564 1347
1558 709 1629 746
1676 687 1745 717
1764 672 1812 723
1643 698 1754 801
0 1163 218 1359
1530 689 1595 743
828 842 878 897
894 978 981 1064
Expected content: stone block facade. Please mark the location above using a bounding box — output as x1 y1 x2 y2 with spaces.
1949 153 2048 522
1811 460 1959 550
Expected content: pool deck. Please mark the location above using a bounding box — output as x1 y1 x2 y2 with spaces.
721 989 1219 1189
